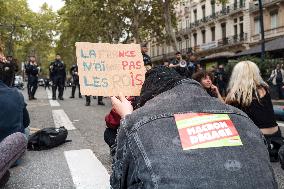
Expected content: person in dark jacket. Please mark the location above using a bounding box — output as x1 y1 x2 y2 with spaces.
110 66 277 189
25 56 39 100
6 55 19 86
141 43 151 70
49 54 66 100
69 64 82 98
0 61 30 142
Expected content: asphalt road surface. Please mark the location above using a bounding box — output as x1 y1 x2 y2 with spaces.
3 86 284 188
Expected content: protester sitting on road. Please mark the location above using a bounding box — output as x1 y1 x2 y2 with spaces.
192 70 224 103
226 61 284 165
0 55 30 142
0 132 27 187
110 66 277 189
104 97 137 156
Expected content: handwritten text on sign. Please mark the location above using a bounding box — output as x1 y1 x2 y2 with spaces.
174 113 243 150
76 43 146 96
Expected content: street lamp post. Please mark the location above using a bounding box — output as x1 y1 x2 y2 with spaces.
258 0 265 63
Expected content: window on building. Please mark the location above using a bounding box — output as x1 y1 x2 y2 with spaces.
202 30 206 44
193 9 197 22
234 0 237 9
270 11 278 29
211 0 215 14
221 23 226 39
186 39 190 49
254 17 260 34
156 46 160 56
202 5 206 19
234 25 238 36
178 41 182 51
186 19 190 28
240 16 243 22
193 33 197 46
234 18 238 24
239 23 244 38
211 27 215 41
240 0 244 7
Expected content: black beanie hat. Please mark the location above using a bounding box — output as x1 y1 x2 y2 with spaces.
135 66 184 108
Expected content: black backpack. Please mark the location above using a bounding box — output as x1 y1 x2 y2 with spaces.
28 127 71 151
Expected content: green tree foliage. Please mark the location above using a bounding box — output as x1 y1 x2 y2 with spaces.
0 0 58 76
226 55 282 80
55 0 178 68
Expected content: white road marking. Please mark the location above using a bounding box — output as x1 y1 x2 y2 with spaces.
46 89 60 107
64 149 110 189
52 109 76 130
277 121 284 127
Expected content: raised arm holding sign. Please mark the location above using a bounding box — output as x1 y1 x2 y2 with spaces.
76 43 146 96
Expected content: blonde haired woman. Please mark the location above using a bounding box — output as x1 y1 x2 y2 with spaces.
226 61 284 164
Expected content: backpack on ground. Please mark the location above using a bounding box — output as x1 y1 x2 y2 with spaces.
27 127 71 151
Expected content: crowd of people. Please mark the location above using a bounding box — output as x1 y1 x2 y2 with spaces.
1 41 284 188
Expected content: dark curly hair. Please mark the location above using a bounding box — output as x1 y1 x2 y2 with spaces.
135 66 185 108
192 70 214 83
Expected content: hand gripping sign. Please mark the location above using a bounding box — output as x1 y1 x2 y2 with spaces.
174 113 243 150
76 43 146 96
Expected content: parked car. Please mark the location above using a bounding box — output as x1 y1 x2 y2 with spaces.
38 78 45 86
14 75 24 90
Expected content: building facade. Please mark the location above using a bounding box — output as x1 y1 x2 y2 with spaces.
249 0 284 44
149 0 251 67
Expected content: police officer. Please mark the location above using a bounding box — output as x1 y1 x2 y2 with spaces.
49 54 66 100
69 64 82 98
141 43 151 70
85 96 104 106
2 55 18 87
25 56 39 100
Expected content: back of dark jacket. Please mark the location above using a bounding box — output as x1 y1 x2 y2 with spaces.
111 79 277 189
0 81 30 142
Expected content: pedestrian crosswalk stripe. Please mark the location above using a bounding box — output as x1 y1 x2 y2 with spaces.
45 89 60 107
52 109 76 130
64 149 110 189
277 121 284 127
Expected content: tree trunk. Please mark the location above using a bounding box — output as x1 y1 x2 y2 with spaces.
161 0 178 52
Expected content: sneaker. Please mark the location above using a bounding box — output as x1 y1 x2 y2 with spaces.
52 97 56 100
69 96 74 98
85 102 90 106
59 97 64 100
32 97 37 100
0 171 10 187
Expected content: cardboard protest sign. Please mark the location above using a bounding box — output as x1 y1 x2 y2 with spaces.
76 43 146 96
174 113 243 150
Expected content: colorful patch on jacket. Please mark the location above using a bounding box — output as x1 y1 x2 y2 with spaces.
174 113 243 150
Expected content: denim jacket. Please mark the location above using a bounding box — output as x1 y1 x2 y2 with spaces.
111 79 277 189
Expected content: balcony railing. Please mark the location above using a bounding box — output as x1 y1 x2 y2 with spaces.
249 0 284 11
251 26 284 41
217 33 248 47
188 1 245 29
